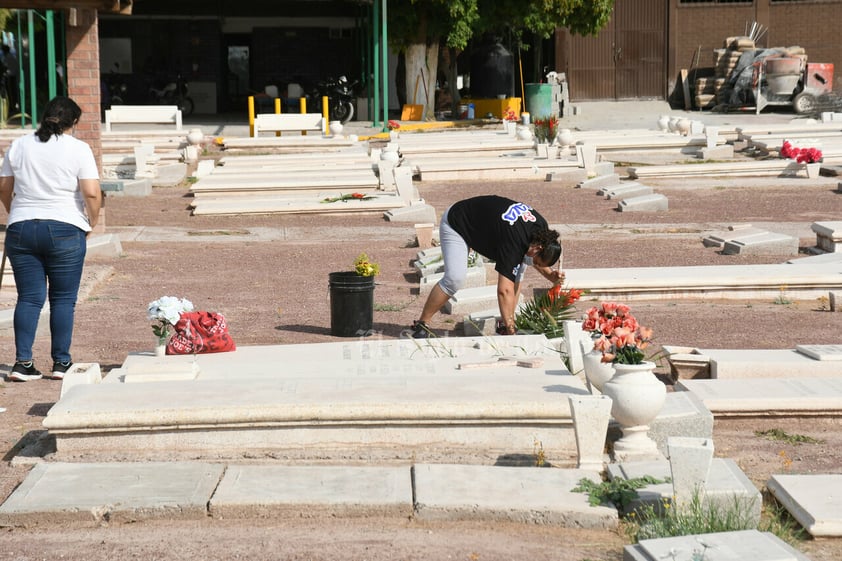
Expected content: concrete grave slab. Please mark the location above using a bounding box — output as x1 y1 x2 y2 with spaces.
722 232 799 256
44 338 591 462
767 474 842 537
209 465 413 518
0 462 224 526
413 464 618 528
545 169 588 183
699 348 842 378
624 530 811 561
444 285 524 315
617 194 668 212
645 391 714 456
702 226 768 249
677 377 842 415
85 233 123 258
194 159 215 178
577 173 621 190
608 457 761 525
795 344 842 361
100 178 153 197
383 203 436 223
420 265 486 295
604 184 654 201
152 163 188 187
699 144 735 160
594 161 615 176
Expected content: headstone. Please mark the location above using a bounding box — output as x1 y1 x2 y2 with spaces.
617 194 668 212
569 395 612 470
704 125 720 148
830 291 842 311
593 161 615 176
562 320 585 377
811 221 842 253
575 143 598 174
667 436 714 510
383 203 436 223
85 233 123 259
59 363 102 399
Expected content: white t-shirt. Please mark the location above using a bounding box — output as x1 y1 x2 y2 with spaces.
0 132 99 232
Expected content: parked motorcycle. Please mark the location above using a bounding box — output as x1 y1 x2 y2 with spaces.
149 73 194 116
101 64 128 108
308 75 357 124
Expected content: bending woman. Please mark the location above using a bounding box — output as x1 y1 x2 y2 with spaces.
410 195 562 338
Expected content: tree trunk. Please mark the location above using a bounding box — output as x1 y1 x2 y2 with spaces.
446 46 462 119
404 41 439 121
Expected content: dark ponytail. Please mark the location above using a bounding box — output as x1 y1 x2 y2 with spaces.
35 96 82 142
531 229 562 267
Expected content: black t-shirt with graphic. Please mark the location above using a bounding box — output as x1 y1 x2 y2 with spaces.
446 195 548 282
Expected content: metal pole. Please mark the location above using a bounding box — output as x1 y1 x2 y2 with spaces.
372 0 380 128
16 14 25 127
27 11 37 126
380 0 389 131
46 10 57 100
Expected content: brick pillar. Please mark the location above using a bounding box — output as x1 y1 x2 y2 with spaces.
64 8 105 232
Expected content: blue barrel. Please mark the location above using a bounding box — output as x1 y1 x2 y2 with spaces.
525 83 554 118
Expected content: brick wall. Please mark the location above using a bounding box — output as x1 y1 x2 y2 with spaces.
65 8 102 170
673 1 842 94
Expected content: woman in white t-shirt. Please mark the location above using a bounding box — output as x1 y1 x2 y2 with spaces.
0 96 101 382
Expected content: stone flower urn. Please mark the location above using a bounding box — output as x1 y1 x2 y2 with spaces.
186 128 204 146
602 361 666 461
657 114 670 131
329 121 344 137
582 348 615 394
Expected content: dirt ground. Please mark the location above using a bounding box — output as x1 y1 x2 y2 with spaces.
1 141 842 560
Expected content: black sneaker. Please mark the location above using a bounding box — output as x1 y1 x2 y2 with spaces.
410 320 432 339
49 361 73 380
9 361 43 382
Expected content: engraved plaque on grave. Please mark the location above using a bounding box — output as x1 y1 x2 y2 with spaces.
795 344 842 361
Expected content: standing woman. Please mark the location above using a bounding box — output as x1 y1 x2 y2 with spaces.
0 96 101 381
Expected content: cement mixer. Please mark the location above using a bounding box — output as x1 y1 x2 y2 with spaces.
753 55 834 114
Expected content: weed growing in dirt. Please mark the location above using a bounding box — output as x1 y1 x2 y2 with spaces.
627 492 757 543
573 475 667 511
755 428 823 445
533 438 546 467
759 495 809 545
773 285 792 305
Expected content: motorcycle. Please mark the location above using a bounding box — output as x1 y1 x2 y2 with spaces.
149 73 194 116
307 75 357 124
101 65 128 109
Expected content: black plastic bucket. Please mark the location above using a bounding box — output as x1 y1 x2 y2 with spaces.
328 271 375 337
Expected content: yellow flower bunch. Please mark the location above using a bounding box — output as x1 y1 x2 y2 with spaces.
354 253 380 277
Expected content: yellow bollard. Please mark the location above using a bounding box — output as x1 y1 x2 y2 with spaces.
322 96 329 136
274 98 282 137
300 98 307 134
248 96 255 137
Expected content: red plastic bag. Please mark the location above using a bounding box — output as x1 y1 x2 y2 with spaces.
166 311 236 355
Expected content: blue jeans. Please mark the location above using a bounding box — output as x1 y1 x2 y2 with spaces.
4 220 86 364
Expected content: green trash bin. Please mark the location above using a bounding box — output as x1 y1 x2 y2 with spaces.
525 83 554 118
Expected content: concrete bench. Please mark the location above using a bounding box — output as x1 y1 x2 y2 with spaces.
252 113 324 137
104 105 182 131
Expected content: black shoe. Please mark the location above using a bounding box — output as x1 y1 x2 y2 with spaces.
9 361 43 382
49 361 73 380
410 320 432 339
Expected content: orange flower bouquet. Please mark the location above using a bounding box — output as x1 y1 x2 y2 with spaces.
583 302 653 365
